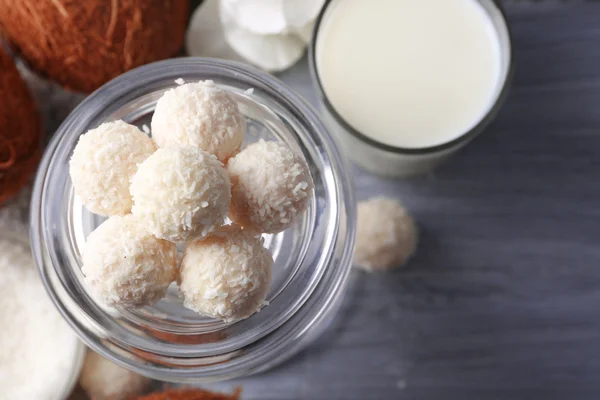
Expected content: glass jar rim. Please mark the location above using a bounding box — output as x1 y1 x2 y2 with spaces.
30 58 356 382
308 0 515 155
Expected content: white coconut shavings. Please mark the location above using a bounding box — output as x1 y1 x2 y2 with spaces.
174 78 186 85
69 120 156 216
244 88 255 95
82 215 178 307
130 147 231 242
179 225 272 322
0 237 81 400
150 81 246 162
227 139 314 233
141 124 150 134
354 197 418 272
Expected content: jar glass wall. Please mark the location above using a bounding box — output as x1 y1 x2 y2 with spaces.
30 59 355 383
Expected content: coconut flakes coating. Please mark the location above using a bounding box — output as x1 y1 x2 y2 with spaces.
82 215 178 308
227 140 313 234
69 120 156 216
179 225 273 322
151 80 246 162
130 146 231 242
354 197 418 272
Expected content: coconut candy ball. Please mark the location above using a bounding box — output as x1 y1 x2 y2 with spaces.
69 120 155 216
227 140 313 234
79 350 150 400
151 80 246 162
179 225 273 322
354 197 418 272
130 146 231 242
82 215 178 308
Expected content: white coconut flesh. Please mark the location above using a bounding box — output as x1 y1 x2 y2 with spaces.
185 0 245 62
221 0 288 35
282 0 326 30
219 1 306 72
296 20 316 45
186 0 324 72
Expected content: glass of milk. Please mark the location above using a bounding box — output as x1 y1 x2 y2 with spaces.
309 0 513 178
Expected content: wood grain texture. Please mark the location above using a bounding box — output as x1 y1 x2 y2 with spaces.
198 2 600 399
3 2 598 399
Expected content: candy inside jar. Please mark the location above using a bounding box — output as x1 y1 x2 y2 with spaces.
31 59 355 382
70 80 314 323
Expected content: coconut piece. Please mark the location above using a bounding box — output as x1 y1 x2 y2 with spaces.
185 0 246 62
220 1 306 73
227 140 313 234
82 215 178 308
151 81 245 162
354 197 418 272
221 0 287 35
296 20 316 45
282 0 325 30
79 350 150 400
69 120 156 216
179 225 273 322
130 147 231 242
0 0 189 93
0 47 42 205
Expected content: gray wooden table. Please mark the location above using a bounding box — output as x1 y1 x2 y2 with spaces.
7 1 600 399
200 2 600 399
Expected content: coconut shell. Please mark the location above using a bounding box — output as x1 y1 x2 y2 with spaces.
0 47 42 205
0 0 189 93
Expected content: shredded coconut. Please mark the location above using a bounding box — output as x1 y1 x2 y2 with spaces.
354 197 418 272
142 124 150 134
244 87 255 95
174 78 186 85
69 120 156 216
130 147 231 242
151 80 246 162
227 139 314 233
0 234 82 399
82 215 178 307
179 225 272 322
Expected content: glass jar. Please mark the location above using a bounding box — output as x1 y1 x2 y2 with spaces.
309 0 514 178
30 58 356 383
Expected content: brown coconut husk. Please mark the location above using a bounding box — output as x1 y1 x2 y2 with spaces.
0 46 42 205
0 0 189 93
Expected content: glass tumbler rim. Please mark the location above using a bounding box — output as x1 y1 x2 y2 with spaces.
30 58 356 382
308 0 515 155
